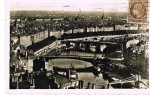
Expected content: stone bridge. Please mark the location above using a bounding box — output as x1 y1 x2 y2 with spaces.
61 40 122 56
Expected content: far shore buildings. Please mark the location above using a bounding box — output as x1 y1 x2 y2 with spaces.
10 17 148 53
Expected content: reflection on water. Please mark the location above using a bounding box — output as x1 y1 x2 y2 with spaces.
49 58 92 68
77 72 109 89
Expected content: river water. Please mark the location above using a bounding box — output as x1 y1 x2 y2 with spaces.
46 49 110 88
49 58 93 69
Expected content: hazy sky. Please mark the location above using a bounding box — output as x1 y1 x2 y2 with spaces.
9 0 128 12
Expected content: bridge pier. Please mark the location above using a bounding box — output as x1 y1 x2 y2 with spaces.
95 44 101 53
85 43 91 52
74 42 80 50
66 41 71 48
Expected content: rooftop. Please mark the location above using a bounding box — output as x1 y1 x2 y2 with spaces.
27 36 56 52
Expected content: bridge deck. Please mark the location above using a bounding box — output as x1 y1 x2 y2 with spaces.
43 55 95 59
62 40 118 45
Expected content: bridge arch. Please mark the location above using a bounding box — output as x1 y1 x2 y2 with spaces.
126 39 140 49
89 43 96 52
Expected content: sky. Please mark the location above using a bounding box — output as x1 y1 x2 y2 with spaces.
8 0 128 12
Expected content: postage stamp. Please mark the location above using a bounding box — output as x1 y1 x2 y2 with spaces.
128 0 148 23
6 0 150 94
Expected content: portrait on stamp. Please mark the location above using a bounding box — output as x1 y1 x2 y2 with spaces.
130 3 146 19
128 0 148 23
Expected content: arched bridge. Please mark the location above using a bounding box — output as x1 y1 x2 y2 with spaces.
61 40 122 55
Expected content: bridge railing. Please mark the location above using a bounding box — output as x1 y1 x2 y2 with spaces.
43 55 95 58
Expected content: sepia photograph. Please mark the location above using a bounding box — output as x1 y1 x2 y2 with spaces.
8 0 149 91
